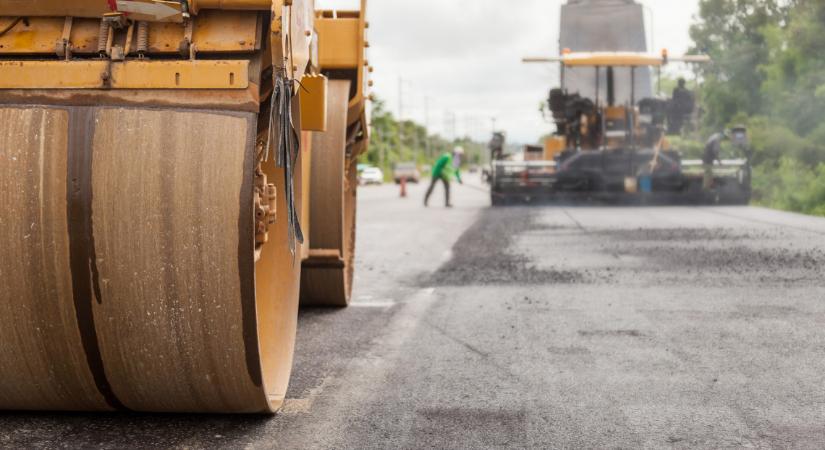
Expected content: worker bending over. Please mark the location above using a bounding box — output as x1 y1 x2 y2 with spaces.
703 131 728 190
425 147 464 208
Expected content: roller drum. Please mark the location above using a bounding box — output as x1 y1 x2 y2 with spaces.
301 81 357 307
0 105 301 413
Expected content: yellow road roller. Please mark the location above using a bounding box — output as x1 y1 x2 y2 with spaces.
0 0 369 413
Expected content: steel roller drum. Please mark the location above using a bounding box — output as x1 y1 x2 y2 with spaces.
0 105 302 413
301 81 357 307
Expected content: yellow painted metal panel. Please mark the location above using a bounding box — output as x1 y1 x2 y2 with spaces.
563 52 664 67
137 10 259 53
0 0 272 17
0 18 100 54
316 0 369 126
0 14 258 55
524 52 666 67
191 11 259 52
0 61 108 89
0 1 111 18
0 60 249 90
299 74 328 132
544 136 566 161
605 106 627 120
316 18 359 69
190 0 272 12
110 60 249 89
0 18 64 54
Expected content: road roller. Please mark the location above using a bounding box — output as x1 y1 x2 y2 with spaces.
0 0 370 413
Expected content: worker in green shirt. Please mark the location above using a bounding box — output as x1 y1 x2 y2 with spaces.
424 147 463 207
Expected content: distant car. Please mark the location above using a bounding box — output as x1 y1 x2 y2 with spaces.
360 167 384 185
392 162 421 184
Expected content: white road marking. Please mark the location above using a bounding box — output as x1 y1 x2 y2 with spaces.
349 302 396 309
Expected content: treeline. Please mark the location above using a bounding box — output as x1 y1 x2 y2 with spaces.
363 98 487 177
690 0 825 216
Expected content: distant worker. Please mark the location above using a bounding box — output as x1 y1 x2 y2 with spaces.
669 78 695 134
424 147 464 208
703 131 728 190
489 132 505 161
730 125 751 159
647 125 668 173
485 132 505 184
567 111 581 149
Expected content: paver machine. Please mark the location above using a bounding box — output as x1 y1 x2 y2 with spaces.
0 0 370 413
491 0 751 205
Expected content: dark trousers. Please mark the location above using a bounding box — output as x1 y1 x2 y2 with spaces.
424 176 450 206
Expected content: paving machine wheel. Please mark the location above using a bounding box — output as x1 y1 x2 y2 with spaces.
301 81 357 307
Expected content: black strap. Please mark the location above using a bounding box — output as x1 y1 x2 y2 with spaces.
267 73 304 258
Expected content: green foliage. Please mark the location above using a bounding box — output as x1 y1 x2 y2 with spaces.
760 1 825 137
753 159 825 216
667 135 705 160
689 0 787 129
690 0 825 216
745 116 814 165
364 97 486 178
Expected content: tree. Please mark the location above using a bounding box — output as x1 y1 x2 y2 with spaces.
688 0 825 216
689 0 786 130
760 0 825 138
365 96 486 175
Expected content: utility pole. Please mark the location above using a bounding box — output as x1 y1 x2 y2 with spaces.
424 96 431 160
397 76 405 168
451 113 457 142
397 76 404 121
444 110 456 142
376 123 385 170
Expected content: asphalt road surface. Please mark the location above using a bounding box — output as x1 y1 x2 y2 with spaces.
3 177 825 449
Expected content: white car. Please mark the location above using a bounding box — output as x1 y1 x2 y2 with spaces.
360 167 384 185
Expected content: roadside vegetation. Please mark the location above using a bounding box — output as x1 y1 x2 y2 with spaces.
364 99 486 180
689 0 825 216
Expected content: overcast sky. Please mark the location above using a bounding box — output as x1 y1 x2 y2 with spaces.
316 0 700 144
